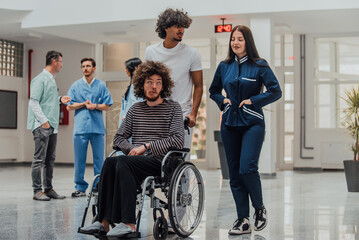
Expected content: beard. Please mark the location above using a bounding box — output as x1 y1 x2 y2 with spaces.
145 92 161 102
174 37 182 42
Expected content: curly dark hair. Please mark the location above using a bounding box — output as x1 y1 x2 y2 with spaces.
155 8 192 39
132 61 174 99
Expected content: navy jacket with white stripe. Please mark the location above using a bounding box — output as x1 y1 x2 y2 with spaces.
209 56 282 127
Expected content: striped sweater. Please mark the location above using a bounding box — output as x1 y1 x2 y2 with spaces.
113 99 184 161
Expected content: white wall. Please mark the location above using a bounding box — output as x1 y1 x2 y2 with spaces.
0 38 95 163
0 75 28 161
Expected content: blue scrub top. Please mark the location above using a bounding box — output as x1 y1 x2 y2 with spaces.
119 84 143 127
67 78 113 135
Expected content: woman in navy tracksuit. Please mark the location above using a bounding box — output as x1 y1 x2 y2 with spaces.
209 25 282 235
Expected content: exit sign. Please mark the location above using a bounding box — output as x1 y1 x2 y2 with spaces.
215 24 232 33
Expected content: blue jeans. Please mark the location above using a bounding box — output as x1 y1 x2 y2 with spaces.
31 126 57 194
221 123 265 219
73 133 104 192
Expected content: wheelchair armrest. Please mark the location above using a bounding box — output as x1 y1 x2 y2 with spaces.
168 147 190 153
112 145 121 151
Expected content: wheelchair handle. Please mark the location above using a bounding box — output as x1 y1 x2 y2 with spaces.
184 117 190 135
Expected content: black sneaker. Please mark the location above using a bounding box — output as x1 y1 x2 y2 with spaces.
72 190 86 197
253 206 267 231
228 218 251 235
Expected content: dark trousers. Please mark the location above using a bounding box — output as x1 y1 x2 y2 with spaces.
98 155 161 224
221 123 265 219
31 127 57 194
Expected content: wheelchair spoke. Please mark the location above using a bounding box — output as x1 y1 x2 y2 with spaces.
168 162 204 237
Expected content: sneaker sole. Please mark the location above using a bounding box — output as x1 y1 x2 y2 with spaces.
228 229 251 235
254 221 267 231
72 193 86 197
33 197 50 201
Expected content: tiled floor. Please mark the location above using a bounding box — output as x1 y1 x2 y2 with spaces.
0 165 358 240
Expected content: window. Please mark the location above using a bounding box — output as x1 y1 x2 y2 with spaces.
0 39 24 77
103 43 134 72
275 34 295 164
314 37 359 128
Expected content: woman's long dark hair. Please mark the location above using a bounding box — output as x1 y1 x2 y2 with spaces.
123 57 142 100
224 25 266 66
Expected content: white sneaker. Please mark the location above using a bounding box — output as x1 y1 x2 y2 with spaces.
228 218 251 235
254 206 267 231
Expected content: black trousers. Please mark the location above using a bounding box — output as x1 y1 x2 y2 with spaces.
98 155 161 224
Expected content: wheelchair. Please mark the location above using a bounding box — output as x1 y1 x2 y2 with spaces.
78 141 205 239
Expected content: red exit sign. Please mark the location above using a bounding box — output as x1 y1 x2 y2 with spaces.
215 24 232 33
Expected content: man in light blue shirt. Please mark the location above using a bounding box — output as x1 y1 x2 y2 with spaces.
67 58 113 197
27 50 71 201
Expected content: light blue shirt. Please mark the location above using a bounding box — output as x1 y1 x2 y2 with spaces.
27 69 60 132
119 84 143 127
67 78 113 135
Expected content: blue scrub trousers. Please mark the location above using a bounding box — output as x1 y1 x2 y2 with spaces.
73 133 104 192
221 122 265 219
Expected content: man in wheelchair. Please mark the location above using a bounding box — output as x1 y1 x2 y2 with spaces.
79 60 184 238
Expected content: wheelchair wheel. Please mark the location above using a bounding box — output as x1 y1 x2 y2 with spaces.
168 162 204 238
153 216 168 240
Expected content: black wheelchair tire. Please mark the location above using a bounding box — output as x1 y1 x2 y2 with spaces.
167 162 205 238
153 216 168 240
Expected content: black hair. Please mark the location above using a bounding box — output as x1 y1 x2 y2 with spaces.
45 50 62 66
123 58 142 100
155 8 192 39
80 58 96 67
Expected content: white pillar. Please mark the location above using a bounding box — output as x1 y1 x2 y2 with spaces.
250 17 277 176
206 38 221 169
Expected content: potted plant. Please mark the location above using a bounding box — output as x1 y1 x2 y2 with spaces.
342 86 359 192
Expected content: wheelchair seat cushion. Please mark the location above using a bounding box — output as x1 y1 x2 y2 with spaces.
163 156 183 182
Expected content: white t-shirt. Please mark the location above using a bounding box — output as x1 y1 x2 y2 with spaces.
144 42 202 116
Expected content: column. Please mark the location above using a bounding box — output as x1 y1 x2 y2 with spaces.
250 17 277 177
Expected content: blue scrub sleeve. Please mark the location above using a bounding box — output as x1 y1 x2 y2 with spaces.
100 86 113 106
66 84 77 105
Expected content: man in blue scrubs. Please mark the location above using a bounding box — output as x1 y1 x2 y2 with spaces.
67 58 113 197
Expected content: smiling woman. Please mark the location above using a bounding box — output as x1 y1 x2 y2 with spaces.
209 25 282 235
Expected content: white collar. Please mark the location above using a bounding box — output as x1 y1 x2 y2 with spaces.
83 76 95 87
235 55 248 64
43 69 55 79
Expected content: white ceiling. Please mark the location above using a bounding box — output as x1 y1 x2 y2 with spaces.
0 8 359 44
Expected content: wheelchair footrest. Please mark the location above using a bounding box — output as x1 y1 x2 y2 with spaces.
106 231 141 239
77 227 107 239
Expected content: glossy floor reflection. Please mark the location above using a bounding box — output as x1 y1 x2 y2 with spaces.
0 165 358 240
